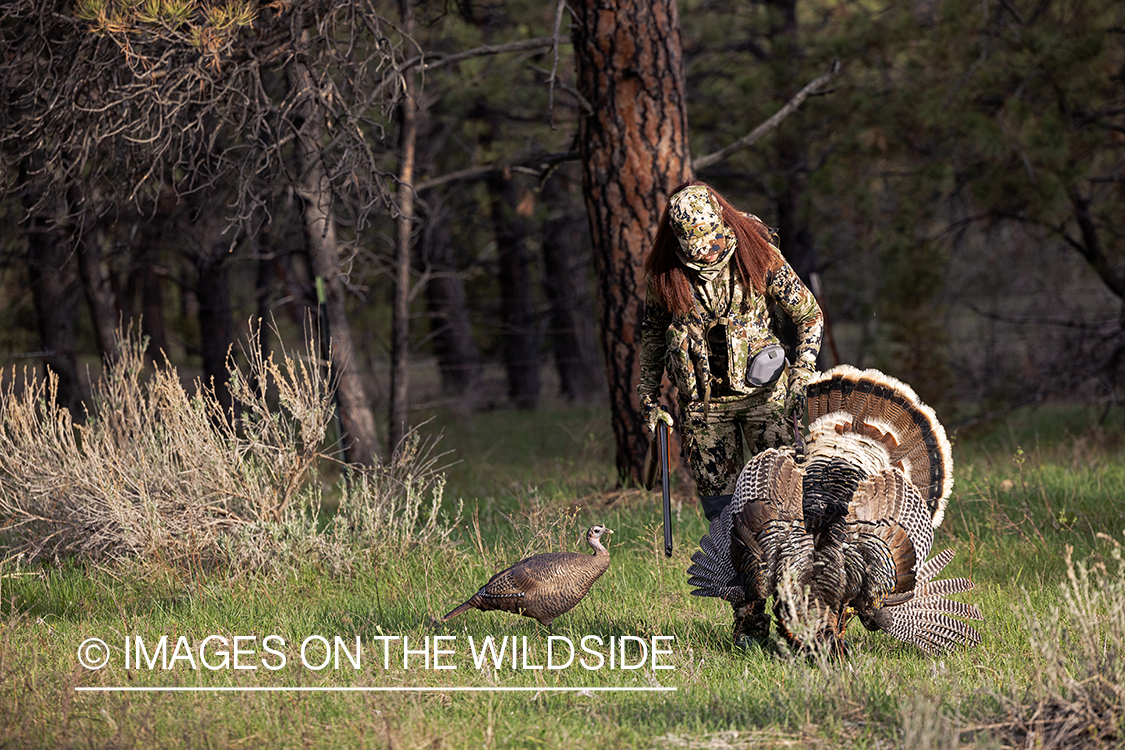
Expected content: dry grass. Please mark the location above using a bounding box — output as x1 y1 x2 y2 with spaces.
985 533 1125 749
0 326 459 573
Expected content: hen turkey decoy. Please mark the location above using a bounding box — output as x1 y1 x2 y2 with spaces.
442 524 613 628
688 365 982 656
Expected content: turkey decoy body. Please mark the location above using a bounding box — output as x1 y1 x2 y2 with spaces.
442 524 612 628
688 365 983 656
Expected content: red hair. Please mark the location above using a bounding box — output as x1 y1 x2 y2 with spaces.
645 180 780 315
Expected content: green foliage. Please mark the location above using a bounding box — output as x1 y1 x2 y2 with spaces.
679 0 1124 415
74 0 256 43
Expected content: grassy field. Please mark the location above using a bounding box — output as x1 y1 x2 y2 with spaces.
2 391 1124 748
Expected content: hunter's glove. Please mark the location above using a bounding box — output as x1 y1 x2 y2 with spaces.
786 365 815 418
642 398 674 435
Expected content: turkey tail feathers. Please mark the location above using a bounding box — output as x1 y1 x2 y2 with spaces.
866 548 982 653
868 603 983 654
687 550 744 601
688 503 744 601
688 448 797 602
916 546 957 584
806 365 954 528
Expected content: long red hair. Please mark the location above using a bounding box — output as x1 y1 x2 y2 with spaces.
645 180 780 315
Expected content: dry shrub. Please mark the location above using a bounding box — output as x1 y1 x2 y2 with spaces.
0 326 458 573
994 533 1125 748
505 487 583 562
313 429 461 568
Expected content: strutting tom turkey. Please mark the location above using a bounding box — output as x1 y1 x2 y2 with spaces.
442 525 612 628
687 366 982 655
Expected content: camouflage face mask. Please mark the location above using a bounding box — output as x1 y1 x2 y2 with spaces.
668 186 735 274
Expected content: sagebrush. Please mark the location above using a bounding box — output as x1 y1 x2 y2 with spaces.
0 327 459 572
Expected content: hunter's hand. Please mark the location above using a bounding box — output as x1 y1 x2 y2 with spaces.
645 404 674 435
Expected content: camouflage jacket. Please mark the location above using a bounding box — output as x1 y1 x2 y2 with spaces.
638 241 823 411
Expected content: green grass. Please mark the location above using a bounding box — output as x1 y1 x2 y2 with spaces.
2 400 1124 748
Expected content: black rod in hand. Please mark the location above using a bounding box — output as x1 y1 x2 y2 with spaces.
658 421 672 557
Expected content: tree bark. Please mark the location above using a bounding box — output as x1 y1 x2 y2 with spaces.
390 0 419 453
541 164 602 401
250 221 275 397
420 196 481 400
116 230 163 358
26 220 83 415
489 168 541 410
193 241 235 419
288 34 379 466
71 188 121 363
178 203 237 418
140 262 168 359
572 0 693 484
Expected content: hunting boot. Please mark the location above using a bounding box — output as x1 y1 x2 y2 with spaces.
732 598 770 651
699 493 733 523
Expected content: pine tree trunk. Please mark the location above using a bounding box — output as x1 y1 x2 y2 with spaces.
420 197 481 400
181 207 236 418
118 233 167 359
26 221 83 415
489 169 540 410
194 246 235 419
72 190 120 363
250 222 275 397
541 165 602 401
572 0 693 484
288 36 379 466
140 261 168 359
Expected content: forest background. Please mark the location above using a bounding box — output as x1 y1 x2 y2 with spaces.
2 0 1123 485
2 2 1125 748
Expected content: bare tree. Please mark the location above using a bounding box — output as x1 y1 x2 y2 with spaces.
1 0 407 464
389 0 420 452
287 28 380 464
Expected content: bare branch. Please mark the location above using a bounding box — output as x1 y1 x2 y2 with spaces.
415 165 497 192
693 60 840 172
401 36 562 73
415 151 579 193
547 0 568 128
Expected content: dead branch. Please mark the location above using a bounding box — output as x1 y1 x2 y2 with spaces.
693 60 840 172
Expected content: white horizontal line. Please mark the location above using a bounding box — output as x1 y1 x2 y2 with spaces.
76 686 676 693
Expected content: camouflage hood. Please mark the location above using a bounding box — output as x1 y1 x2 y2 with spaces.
669 186 736 280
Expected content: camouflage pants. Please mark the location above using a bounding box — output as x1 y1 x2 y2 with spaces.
679 369 791 498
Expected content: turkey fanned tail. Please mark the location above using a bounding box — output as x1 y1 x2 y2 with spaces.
858 548 983 653
687 366 983 657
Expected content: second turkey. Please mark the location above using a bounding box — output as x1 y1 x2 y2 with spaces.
441 524 613 630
